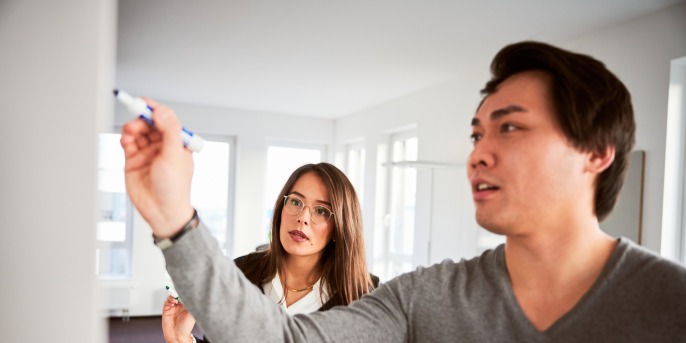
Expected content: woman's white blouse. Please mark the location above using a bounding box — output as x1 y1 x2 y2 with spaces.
262 271 330 315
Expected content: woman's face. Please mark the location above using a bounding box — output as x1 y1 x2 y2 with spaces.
279 171 334 260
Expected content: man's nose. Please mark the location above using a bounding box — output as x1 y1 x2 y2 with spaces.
468 139 495 170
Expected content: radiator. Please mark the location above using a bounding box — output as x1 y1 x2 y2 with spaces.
101 286 132 321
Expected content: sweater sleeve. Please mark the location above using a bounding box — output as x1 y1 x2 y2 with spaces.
163 224 409 342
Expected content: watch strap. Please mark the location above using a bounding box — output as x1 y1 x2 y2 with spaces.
153 209 200 250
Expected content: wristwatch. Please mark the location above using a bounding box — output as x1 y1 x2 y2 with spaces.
153 209 200 250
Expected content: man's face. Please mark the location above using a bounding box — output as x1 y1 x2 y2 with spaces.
467 71 592 236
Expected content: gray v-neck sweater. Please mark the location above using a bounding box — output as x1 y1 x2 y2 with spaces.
164 224 686 342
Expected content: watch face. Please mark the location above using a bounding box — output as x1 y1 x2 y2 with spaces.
155 238 174 250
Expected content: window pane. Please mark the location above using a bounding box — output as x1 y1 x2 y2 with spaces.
390 166 416 255
346 143 365 206
96 221 126 242
405 137 418 160
96 247 131 276
97 191 128 242
191 140 230 250
97 133 132 278
386 133 418 279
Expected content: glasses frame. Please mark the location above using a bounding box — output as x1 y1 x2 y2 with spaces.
282 194 334 224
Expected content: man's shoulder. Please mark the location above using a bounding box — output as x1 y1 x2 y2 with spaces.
617 238 686 277
591 238 686 336
610 238 686 297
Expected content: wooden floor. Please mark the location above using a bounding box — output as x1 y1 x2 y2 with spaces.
108 316 204 343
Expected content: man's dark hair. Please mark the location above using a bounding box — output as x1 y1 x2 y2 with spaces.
480 41 636 221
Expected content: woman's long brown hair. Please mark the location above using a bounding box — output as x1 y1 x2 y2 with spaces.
239 163 374 308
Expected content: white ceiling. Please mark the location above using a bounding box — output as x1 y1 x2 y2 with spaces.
116 0 683 119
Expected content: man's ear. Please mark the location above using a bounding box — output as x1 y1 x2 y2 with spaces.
586 146 615 174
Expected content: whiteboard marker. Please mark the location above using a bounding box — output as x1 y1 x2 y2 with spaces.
166 285 180 300
114 89 205 152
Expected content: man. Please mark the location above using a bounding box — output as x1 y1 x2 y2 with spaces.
121 41 686 342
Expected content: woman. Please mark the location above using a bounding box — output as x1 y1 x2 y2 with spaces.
162 163 378 343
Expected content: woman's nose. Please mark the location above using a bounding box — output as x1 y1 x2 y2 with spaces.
297 205 311 224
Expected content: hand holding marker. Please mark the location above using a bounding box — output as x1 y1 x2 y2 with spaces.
113 89 205 153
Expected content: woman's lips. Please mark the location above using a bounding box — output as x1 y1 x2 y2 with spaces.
288 230 309 242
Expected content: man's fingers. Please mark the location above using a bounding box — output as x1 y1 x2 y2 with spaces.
121 117 151 136
135 134 151 150
149 103 184 152
121 118 152 154
148 130 162 143
124 144 161 172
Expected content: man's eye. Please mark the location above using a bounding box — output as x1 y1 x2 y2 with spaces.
501 123 517 132
470 133 482 144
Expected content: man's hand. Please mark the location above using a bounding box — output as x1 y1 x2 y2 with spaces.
120 99 195 238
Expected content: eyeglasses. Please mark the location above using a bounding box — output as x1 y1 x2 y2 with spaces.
283 195 333 224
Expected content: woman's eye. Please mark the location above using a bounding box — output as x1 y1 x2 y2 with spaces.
291 198 302 206
315 207 328 216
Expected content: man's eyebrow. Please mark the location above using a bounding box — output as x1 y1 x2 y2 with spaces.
471 105 527 126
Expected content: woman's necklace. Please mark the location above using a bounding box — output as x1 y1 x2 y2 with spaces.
285 283 315 293
280 268 318 293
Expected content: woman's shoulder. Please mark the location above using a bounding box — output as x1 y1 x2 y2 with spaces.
370 273 380 288
233 250 267 269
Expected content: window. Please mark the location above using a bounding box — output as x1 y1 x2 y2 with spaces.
263 143 326 242
384 132 418 279
345 141 366 206
96 133 235 277
96 133 133 278
190 135 235 256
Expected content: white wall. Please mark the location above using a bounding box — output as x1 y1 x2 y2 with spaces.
113 103 335 316
0 0 116 342
335 73 487 269
336 2 686 266
565 3 686 252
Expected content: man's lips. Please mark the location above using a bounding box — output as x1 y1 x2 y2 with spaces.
471 178 500 199
288 230 309 242
475 182 499 191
